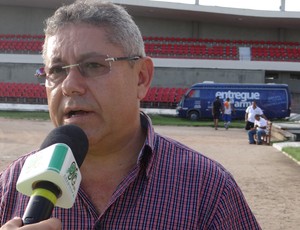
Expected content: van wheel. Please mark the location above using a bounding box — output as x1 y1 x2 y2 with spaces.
188 111 200 121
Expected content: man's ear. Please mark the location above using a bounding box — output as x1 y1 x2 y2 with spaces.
137 57 154 100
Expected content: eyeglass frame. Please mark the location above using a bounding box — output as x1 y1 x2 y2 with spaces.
37 54 141 87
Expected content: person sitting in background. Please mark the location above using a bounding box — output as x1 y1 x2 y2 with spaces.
245 100 267 130
248 114 268 145
223 97 235 130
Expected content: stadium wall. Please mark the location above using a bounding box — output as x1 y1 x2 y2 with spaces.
0 6 51 34
152 68 263 87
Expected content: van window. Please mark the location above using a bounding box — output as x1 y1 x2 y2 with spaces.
187 89 200 98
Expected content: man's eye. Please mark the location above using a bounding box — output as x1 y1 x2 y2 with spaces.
49 66 65 75
84 62 106 69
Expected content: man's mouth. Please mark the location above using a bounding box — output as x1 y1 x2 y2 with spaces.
66 110 89 118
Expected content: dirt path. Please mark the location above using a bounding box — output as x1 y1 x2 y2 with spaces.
0 118 299 229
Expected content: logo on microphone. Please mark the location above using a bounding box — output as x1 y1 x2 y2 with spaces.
66 161 78 190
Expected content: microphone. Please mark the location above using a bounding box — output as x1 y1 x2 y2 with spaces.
16 124 88 225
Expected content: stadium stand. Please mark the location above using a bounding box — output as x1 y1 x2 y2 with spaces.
0 2 299 114
0 81 186 109
1 34 300 62
0 82 47 104
140 86 188 108
143 36 300 61
0 34 44 53
0 33 299 110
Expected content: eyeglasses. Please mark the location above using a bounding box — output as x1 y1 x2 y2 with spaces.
39 55 141 87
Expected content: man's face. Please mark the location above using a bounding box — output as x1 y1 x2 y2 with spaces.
252 101 257 108
43 24 146 150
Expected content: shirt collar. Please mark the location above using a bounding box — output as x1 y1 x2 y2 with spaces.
137 111 156 179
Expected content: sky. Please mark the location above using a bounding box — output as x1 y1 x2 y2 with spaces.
151 0 300 11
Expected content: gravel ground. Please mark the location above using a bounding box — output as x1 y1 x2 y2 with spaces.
0 118 299 229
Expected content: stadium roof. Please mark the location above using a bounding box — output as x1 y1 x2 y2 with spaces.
1 0 300 29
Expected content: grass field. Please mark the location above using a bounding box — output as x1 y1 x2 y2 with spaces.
282 147 300 161
0 110 291 129
148 114 247 128
0 111 50 120
0 111 246 127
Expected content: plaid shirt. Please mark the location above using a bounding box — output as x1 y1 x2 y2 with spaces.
0 113 261 229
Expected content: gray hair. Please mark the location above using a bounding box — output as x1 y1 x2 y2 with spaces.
43 0 145 59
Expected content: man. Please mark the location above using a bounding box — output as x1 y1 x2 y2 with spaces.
223 97 235 130
0 1 261 229
248 114 268 145
212 96 223 130
245 100 266 130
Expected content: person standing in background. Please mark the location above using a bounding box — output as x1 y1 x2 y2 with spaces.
245 100 267 130
212 96 223 130
223 97 235 130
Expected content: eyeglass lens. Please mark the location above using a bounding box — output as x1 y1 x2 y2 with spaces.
45 55 111 86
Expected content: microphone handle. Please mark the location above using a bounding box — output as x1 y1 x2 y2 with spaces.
22 181 61 225
22 194 55 224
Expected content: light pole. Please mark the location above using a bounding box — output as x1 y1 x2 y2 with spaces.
280 0 285 11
